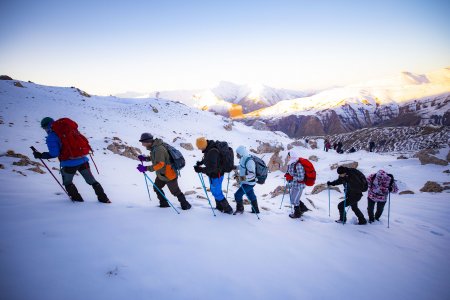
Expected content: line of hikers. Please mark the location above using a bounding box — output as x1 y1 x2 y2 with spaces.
324 139 377 154
32 117 398 225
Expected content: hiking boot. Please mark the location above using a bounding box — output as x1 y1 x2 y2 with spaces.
219 199 233 214
215 199 225 212
358 219 368 225
289 206 302 219
65 184 84 202
177 194 191 210
159 201 170 208
369 218 375 224
335 219 347 224
299 202 310 213
92 183 110 203
233 200 244 215
250 200 260 214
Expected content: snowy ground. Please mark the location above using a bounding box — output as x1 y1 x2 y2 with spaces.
0 80 449 300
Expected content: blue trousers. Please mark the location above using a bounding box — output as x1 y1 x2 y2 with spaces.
235 184 257 202
209 176 225 201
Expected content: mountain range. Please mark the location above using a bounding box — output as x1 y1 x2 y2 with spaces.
142 68 449 137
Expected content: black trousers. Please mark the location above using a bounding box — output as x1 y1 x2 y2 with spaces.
338 192 365 221
154 177 183 203
367 198 386 221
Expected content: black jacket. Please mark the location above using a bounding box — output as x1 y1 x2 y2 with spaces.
198 140 221 178
329 168 365 194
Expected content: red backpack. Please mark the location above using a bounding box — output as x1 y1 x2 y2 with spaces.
294 158 316 186
51 118 92 160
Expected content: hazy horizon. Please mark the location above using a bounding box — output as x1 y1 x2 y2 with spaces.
1 0 449 96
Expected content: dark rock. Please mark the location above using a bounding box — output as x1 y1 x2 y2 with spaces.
420 181 443 193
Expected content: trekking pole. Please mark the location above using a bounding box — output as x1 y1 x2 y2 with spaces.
198 173 216 216
328 186 330 217
225 172 231 201
143 173 179 214
387 191 391 229
139 158 152 202
279 178 287 209
241 184 260 220
89 153 100 174
30 146 69 198
343 182 347 225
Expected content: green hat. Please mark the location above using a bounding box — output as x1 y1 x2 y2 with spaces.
40 117 54 128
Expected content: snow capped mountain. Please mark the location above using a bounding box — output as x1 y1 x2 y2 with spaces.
146 81 314 116
241 68 450 137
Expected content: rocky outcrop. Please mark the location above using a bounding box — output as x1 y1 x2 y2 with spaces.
256 142 283 154
180 143 194 151
420 181 443 193
311 183 341 194
308 155 319 162
14 82 24 88
106 137 142 160
399 190 415 195
287 140 306 150
415 149 448 166
330 161 358 170
0 75 13 80
270 185 286 198
268 152 285 172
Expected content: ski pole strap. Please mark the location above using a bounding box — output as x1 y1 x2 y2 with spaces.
143 173 179 214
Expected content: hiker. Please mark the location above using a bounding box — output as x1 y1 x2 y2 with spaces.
32 117 110 203
336 141 344 154
284 151 310 219
366 170 398 223
194 137 233 214
324 140 331 152
369 141 376 152
327 166 367 225
233 145 259 215
137 133 191 210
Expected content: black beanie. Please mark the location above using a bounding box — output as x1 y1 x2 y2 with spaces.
337 166 347 174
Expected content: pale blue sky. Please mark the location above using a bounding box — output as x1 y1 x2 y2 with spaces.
0 0 449 95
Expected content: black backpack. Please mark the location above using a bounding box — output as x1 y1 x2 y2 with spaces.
215 141 234 173
353 169 368 192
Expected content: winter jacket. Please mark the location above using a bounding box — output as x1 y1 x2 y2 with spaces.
329 168 366 195
45 130 88 167
286 161 305 189
149 139 177 182
367 170 398 202
237 146 256 186
197 140 221 178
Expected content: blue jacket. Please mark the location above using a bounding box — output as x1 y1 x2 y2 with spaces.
45 131 88 167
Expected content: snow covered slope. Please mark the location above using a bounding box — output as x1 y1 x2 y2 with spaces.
1 79 449 300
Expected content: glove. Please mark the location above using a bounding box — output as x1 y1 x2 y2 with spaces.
33 151 43 159
194 165 202 173
195 161 202 166
232 165 238 170
388 186 393 192
284 173 293 182
327 181 331 186
137 164 147 173
138 155 147 162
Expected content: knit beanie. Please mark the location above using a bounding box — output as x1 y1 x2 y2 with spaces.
196 137 207 150
40 117 54 128
337 166 348 174
139 132 154 142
